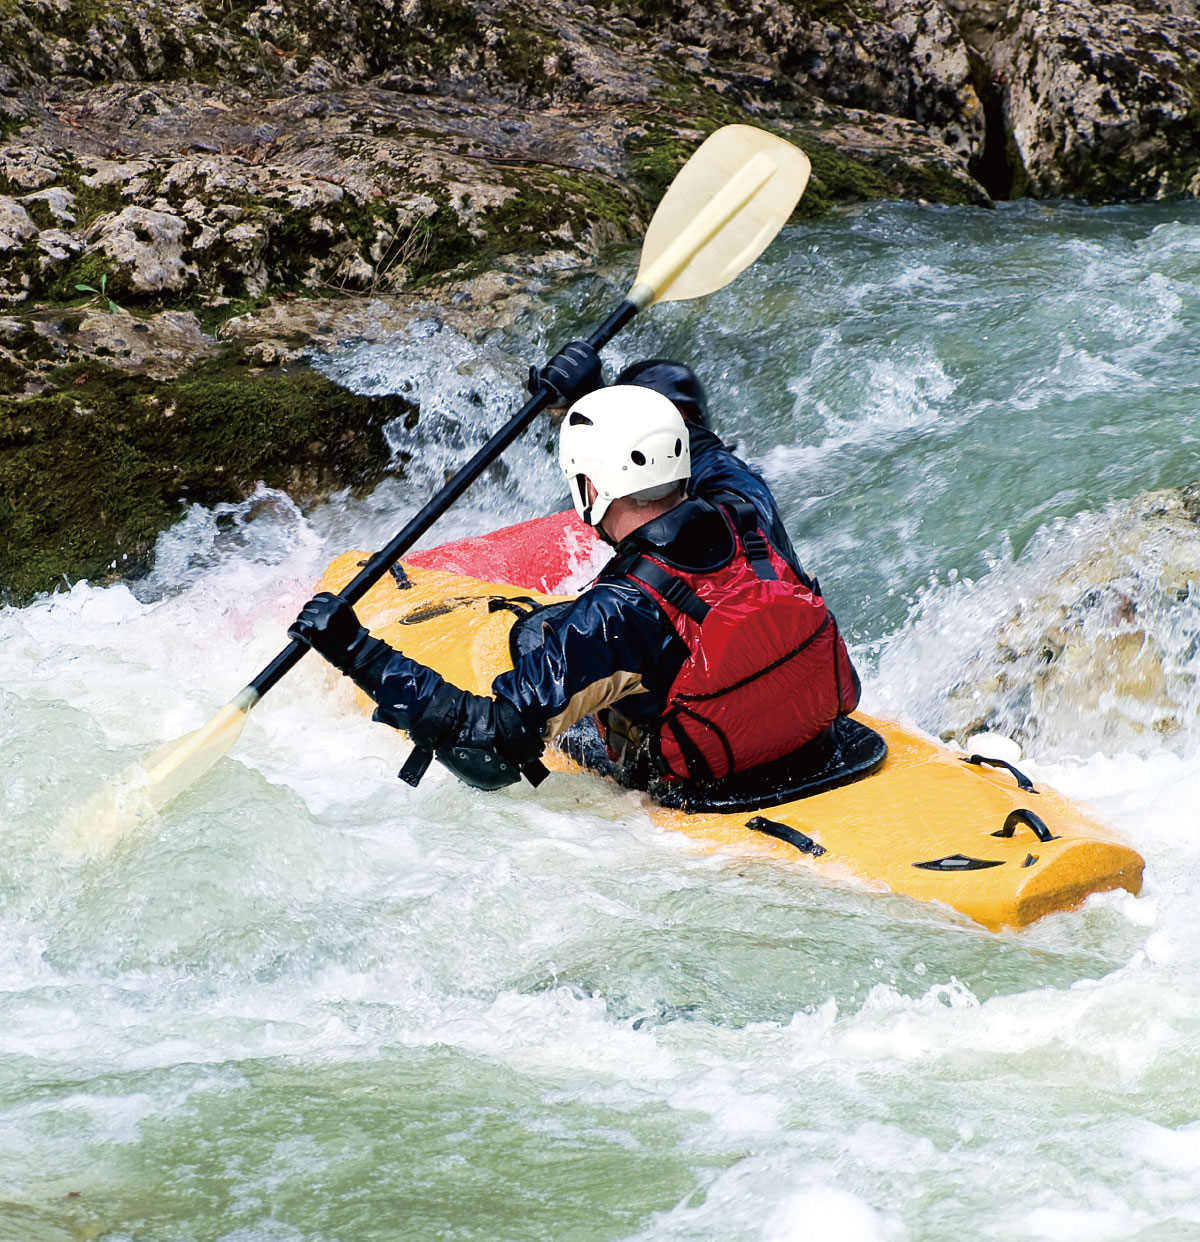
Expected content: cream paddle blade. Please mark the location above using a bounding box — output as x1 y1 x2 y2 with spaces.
630 125 810 308
68 123 809 855
61 688 258 857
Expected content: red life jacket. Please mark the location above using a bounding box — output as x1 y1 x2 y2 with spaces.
615 501 860 783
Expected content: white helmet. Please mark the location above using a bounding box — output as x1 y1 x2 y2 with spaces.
559 385 691 527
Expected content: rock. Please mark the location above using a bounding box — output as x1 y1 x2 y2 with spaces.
35 227 84 267
0 306 221 387
6 0 1200 604
85 205 195 294
0 347 416 604
887 486 1200 755
0 197 38 250
20 186 78 225
780 102 991 210
0 148 61 192
994 0 1200 200
798 0 987 165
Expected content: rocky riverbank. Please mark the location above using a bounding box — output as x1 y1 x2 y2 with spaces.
4 0 1200 601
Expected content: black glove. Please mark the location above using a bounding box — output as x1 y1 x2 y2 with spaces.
528 340 602 405
288 592 376 673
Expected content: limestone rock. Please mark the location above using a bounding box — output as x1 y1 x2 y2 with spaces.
0 197 38 251
994 0 1200 199
800 0 987 165
85 205 195 294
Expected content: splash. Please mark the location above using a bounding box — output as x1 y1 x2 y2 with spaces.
874 486 1200 756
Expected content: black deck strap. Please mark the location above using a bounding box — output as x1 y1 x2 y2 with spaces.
962 753 1038 793
390 563 411 589
993 808 1058 843
626 556 711 625
487 596 540 619
746 815 826 857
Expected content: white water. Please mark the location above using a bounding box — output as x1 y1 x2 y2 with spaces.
4 201 1200 1241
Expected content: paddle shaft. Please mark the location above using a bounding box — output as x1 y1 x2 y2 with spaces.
247 299 640 699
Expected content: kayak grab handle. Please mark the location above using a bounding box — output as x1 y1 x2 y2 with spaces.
962 754 1038 793
746 815 826 857
993 808 1058 843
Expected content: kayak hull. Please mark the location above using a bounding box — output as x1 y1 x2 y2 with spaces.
318 512 1143 932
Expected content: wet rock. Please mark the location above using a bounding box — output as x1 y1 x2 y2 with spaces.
895 487 1200 755
780 102 991 210
0 347 416 604
0 306 221 389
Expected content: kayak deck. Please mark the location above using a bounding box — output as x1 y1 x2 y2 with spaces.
317 516 1143 932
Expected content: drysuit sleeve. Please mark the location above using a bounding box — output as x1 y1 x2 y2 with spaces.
343 581 680 791
345 642 547 791
686 423 806 579
490 581 686 742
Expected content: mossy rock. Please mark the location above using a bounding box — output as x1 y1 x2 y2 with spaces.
0 355 414 603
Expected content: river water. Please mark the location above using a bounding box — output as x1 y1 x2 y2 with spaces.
4 200 1200 1240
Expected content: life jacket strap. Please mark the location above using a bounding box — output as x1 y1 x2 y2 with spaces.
625 555 711 625
722 498 778 582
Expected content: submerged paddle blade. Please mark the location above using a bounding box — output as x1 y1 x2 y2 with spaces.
631 124 810 308
62 687 259 856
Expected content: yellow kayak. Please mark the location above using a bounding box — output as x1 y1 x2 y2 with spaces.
317 511 1143 932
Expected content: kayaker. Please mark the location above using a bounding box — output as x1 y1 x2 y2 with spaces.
288 344 861 796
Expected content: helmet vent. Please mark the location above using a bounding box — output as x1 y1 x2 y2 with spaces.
568 411 593 427
674 438 682 456
630 450 646 465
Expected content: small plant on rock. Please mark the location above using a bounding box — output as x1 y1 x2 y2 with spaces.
75 273 122 314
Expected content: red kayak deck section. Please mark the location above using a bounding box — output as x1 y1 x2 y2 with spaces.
407 509 606 594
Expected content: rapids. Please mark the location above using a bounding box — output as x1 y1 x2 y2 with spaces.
4 200 1200 1241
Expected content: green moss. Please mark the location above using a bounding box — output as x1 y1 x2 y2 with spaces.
0 110 27 142
493 22 572 96
20 198 57 232
587 0 681 23
0 354 413 603
625 128 699 208
50 250 134 305
475 168 637 266
25 155 126 233
623 76 757 206
793 138 891 216
617 84 897 219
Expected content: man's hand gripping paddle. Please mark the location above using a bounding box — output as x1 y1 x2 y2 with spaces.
66 124 811 855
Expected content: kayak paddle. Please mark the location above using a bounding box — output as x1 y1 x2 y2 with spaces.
66 123 811 854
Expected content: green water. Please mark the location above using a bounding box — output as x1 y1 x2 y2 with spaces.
4 200 1200 1241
